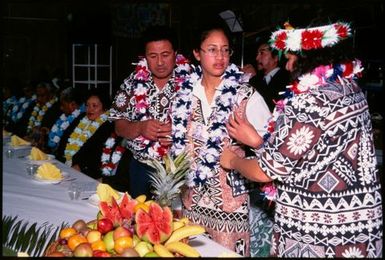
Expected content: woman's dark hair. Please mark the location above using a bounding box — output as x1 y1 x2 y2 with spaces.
86 87 111 110
191 20 231 52
60 87 84 106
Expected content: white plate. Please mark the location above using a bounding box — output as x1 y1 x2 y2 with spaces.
87 192 124 207
32 171 69 184
28 154 55 164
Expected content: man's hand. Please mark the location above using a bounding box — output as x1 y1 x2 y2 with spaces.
220 147 238 170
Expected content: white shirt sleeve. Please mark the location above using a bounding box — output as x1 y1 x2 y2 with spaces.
245 91 271 136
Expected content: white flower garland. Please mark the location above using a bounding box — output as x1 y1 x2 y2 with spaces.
101 132 126 176
64 112 109 165
48 105 85 149
27 97 58 132
171 63 248 187
10 95 36 122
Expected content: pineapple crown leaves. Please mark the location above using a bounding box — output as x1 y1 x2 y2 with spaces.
144 150 191 203
2 215 67 257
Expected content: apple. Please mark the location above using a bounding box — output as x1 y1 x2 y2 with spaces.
93 250 111 257
73 242 93 257
119 248 139 257
113 226 131 241
103 230 115 253
72 219 87 232
134 241 153 257
86 230 102 243
97 218 113 234
86 219 97 230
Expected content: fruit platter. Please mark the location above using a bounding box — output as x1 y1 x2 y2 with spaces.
44 191 205 257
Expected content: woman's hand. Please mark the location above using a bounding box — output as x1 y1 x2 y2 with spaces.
227 112 263 148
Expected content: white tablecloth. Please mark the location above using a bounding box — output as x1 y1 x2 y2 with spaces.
2 142 241 257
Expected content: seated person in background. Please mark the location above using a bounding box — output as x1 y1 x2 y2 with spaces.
45 87 86 154
24 81 61 143
4 83 36 132
64 88 112 181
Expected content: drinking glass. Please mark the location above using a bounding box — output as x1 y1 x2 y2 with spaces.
68 182 81 200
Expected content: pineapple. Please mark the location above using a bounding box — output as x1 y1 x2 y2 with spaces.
144 151 191 207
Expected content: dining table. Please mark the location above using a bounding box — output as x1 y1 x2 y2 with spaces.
2 137 241 257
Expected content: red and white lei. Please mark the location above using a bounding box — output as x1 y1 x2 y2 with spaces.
270 22 351 53
101 132 126 176
123 54 191 160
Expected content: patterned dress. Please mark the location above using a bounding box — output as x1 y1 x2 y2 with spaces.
259 78 383 257
181 82 254 257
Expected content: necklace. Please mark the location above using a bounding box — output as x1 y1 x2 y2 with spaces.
48 105 85 149
10 95 37 122
64 112 109 164
116 54 191 160
101 132 126 176
171 63 250 187
263 59 364 143
27 97 58 132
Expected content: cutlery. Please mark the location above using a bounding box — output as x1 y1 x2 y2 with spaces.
53 177 77 185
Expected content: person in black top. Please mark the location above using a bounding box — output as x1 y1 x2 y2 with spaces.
244 36 290 112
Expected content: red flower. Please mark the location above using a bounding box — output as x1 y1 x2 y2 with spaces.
274 32 287 50
290 81 301 94
103 148 112 154
116 146 126 153
335 24 349 38
135 94 146 102
157 146 168 157
342 62 353 77
301 30 323 50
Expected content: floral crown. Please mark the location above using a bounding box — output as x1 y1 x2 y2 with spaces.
270 21 352 54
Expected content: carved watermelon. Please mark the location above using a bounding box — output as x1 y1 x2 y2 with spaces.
119 193 137 220
135 203 173 244
99 197 123 227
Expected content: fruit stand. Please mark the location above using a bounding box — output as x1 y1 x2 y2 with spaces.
2 144 241 257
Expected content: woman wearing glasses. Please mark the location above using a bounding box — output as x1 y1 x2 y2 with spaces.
171 23 270 256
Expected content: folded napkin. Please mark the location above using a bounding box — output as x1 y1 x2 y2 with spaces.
11 135 30 146
96 183 121 203
36 163 62 180
30 147 48 160
3 129 11 137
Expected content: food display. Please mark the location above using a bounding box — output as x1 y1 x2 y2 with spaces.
44 192 205 257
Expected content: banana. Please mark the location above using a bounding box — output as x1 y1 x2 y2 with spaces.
135 194 147 203
165 241 200 257
172 221 185 231
153 244 174 257
165 225 205 245
178 217 190 225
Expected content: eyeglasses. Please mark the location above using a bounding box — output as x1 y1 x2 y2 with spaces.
200 47 234 57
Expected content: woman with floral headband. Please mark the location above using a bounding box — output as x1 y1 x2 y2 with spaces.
172 23 271 256
220 21 383 257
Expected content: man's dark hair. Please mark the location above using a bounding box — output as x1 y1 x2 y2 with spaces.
141 25 177 53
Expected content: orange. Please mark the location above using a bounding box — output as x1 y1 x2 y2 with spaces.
67 234 88 251
59 227 77 239
91 240 107 251
134 203 149 213
114 236 133 254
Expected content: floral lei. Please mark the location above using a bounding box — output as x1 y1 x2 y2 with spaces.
101 132 126 176
27 97 58 132
259 59 364 202
171 63 247 187
47 104 86 149
124 54 191 160
64 112 109 164
10 95 37 122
